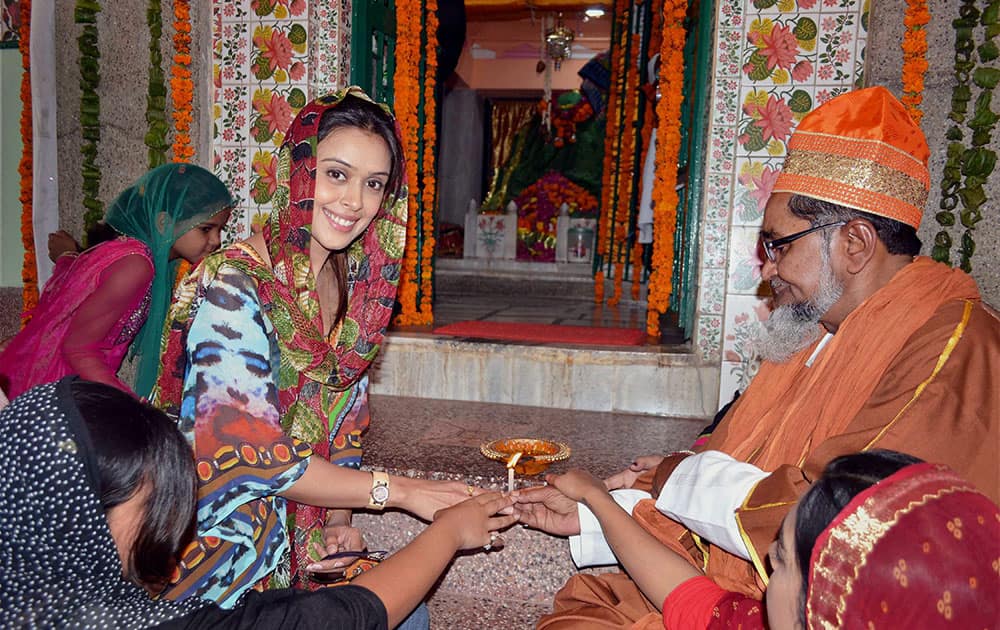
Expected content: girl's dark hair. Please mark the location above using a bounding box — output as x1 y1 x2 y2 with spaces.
315 94 403 331
793 450 923 623
70 380 197 591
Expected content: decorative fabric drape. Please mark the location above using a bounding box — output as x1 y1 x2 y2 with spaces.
484 100 536 206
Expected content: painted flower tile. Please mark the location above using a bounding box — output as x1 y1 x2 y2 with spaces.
726 226 765 295
696 0 868 389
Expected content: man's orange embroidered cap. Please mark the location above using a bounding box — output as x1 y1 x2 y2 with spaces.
773 86 929 229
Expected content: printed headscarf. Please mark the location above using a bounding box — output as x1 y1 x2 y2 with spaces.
806 463 999 629
105 163 233 397
0 378 207 628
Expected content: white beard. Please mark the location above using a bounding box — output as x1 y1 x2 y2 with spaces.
754 249 843 363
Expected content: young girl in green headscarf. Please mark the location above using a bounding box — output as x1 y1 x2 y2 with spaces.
0 163 233 400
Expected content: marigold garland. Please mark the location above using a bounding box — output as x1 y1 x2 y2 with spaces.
393 0 426 325
418 0 438 323
170 0 194 162
18 0 36 325
901 0 930 123
594 0 630 306
76 0 104 242
646 0 687 337
608 30 642 307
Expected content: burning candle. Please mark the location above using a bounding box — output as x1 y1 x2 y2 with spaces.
506 451 523 493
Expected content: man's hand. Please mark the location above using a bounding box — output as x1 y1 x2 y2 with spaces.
604 455 665 491
512 484 582 536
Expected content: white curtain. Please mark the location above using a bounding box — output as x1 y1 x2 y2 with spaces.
30 0 58 287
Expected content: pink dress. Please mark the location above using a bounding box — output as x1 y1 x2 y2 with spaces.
0 238 154 398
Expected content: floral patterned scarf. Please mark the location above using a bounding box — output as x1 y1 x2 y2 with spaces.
156 88 407 587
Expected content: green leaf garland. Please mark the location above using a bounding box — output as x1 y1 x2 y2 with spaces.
76 0 103 243
935 0 999 271
146 0 169 167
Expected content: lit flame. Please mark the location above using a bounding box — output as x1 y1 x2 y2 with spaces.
506 451 523 469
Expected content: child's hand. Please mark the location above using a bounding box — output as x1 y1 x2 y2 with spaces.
48 230 81 262
433 492 518 552
545 468 608 504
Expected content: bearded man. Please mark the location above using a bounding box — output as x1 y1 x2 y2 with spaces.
516 86 1000 629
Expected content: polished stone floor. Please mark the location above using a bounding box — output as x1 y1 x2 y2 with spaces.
431 292 650 330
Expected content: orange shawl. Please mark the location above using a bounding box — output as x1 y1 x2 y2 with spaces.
636 257 981 600
705 257 979 469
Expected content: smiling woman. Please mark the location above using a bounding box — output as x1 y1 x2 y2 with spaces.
153 90 490 620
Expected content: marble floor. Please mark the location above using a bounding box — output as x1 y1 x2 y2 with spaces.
430 292 651 330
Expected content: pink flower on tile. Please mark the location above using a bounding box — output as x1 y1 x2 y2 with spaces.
223 4 235 16
818 65 834 80
748 96 794 143
791 60 813 81
749 24 799 71
841 31 853 45
288 0 307 15
257 92 293 135
797 0 817 7
289 61 306 81
222 128 234 141
254 29 294 72
224 87 235 100
222 66 235 80
817 89 833 104
750 166 781 211
235 114 246 127
835 48 851 64
822 16 836 30
254 154 279 197
233 175 245 189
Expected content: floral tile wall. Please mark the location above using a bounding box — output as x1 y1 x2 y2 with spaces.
697 0 868 406
213 0 351 239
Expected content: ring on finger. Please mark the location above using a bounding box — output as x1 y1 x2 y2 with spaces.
483 531 499 551
466 485 476 497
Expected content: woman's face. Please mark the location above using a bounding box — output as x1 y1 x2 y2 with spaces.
766 510 805 630
310 126 392 255
169 209 231 264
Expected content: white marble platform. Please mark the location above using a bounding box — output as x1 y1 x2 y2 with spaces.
370 332 719 419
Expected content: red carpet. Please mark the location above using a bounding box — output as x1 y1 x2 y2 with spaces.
432 321 648 346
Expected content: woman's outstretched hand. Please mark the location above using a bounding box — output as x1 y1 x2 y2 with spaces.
512 483 582 536
402 479 493 522
432 491 518 552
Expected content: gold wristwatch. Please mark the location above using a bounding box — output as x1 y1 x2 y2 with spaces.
368 471 390 510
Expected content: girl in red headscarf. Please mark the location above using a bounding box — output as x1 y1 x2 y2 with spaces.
153 89 481 613
527 450 999 629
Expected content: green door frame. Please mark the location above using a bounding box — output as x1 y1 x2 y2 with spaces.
351 0 397 105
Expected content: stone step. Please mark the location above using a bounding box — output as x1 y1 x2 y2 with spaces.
371 333 718 418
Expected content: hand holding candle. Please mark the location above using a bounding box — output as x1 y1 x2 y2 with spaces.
506 451 523 493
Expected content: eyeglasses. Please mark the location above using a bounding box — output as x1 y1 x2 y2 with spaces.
759 221 846 263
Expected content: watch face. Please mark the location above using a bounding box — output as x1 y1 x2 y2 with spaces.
371 484 390 504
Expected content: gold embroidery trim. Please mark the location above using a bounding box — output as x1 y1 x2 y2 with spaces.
734 479 795 586
781 151 927 207
806 475 974 629
863 300 972 450
789 131 929 182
